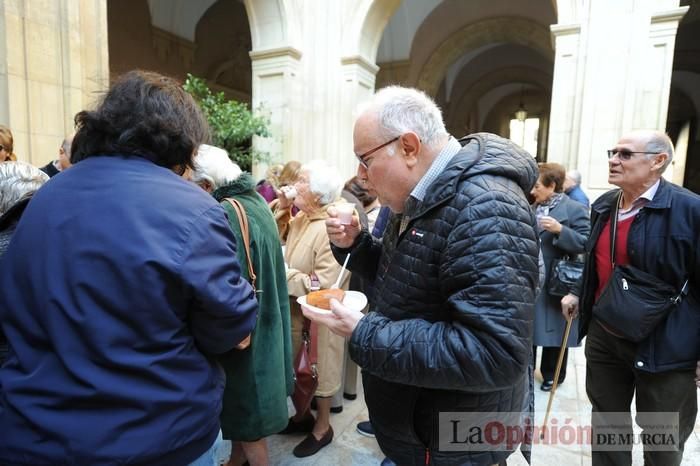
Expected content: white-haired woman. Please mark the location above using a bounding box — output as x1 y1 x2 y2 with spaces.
192 145 293 466
273 160 352 458
0 161 49 365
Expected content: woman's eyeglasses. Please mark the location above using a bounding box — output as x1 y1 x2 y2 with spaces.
607 149 661 161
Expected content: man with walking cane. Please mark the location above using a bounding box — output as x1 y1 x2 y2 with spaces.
562 130 700 466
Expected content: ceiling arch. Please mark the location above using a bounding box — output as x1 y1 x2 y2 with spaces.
342 0 402 62
147 0 216 41
415 16 553 96
446 66 552 133
444 43 552 103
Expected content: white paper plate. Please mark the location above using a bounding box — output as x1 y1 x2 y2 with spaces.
297 290 368 315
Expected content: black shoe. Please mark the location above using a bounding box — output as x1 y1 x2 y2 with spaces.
331 405 343 414
540 379 565 392
343 392 357 401
279 413 315 434
292 426 333 457
356 420 375 438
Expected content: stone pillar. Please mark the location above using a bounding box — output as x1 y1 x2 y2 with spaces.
0 0 109 166
547 0 687 200
247 0 395 181
646 7 689 184
340 55 379 178
249 46 303 178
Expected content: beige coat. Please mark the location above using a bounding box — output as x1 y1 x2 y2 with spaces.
277 202 350 397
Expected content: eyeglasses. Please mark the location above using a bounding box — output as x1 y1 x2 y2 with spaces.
355 136 400 169
607 149 661 161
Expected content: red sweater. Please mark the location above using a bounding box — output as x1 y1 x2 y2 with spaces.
594 215 635 301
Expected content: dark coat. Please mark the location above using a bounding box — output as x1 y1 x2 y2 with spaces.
0 197 32 366
334 133 540 465
533 195 590 347
577 178 700 372
0 156 258 465
213 174 294 441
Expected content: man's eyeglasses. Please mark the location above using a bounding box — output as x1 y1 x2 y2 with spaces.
607 149 661 161
355 136 400 169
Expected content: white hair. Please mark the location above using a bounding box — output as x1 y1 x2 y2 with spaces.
191 144 242 189
360 86 448 150
302 159 343 206
566 169 582 185
645 131 674 173
0 161 49 215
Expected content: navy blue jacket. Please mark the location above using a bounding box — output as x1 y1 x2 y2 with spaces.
0 156 258 465
578 178 700 372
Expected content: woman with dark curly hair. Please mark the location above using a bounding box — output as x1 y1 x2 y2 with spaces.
0 70 258 466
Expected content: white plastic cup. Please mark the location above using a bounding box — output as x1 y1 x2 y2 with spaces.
336 202 355 225
282 186 297 200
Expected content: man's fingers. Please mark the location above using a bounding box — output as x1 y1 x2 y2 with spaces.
301 304 339 327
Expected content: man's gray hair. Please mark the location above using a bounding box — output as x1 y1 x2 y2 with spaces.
302 159 343 206
192 144 242 190
567 169 582 185
645 131 674 174
0 161 49 215
365 86 448 151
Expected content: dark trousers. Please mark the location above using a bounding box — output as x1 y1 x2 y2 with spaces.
533 346 567 382
585 319 697 466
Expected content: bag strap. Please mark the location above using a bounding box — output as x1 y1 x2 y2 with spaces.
609 191 622 269
224 198 257 292
609 191 689 302
302 317 318 365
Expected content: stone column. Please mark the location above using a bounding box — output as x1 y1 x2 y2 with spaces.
249 46 303 178
339 55 379 178
0 0 109 166
547 0 687 199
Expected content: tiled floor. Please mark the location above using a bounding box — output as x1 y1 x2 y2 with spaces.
237 345 700 465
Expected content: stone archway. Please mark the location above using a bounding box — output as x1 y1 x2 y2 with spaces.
446 66 552 144
415 16 553 96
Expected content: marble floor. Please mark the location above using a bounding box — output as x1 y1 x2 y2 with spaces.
228 345 700 465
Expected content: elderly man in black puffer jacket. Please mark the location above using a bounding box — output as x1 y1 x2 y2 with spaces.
303 86 540 466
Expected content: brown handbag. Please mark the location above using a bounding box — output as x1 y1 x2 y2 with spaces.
291 317 319 415
224 198 258 293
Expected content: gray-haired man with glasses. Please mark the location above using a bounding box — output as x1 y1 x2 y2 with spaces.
304 86 540 466
562 130 700 466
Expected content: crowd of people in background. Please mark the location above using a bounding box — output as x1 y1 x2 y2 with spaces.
0 70 698 466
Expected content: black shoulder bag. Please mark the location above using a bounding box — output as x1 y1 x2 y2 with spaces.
548 255 584 297
592 192 688 342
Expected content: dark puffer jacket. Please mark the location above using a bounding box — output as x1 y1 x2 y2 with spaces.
334 133 540 465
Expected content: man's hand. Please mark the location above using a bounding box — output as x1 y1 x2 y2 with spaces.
326 206 362 249
561 293 579 320
695 361 700 388
235 334 251 350
301 298 364 338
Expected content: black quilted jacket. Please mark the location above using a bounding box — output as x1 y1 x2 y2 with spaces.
334 133 539 465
